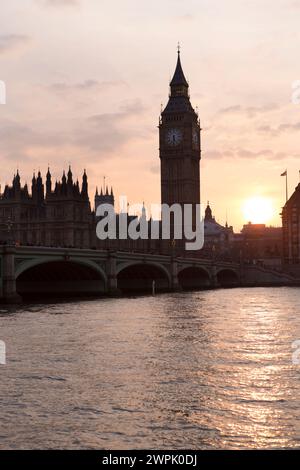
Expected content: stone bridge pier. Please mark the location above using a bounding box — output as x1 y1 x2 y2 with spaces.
0 246 22 303
171 257 181 291
106 252 121 296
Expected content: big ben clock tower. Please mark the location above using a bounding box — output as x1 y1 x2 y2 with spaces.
159 48 201 218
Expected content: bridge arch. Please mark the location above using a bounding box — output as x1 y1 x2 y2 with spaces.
216 268 239 287
16 258 107 298
116 261 171 293
178 266 211 290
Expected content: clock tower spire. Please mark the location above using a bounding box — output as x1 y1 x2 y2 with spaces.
159 48 201 252
169 46 189 97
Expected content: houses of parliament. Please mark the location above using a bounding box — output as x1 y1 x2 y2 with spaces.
0 167 94 248
0 50 288 267
0 49 203 253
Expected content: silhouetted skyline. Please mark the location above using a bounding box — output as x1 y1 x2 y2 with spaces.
1 0 300 229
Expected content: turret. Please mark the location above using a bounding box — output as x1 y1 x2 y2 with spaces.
12 169 21 199
14 170 21 190
81 169 88 198
23 183 29 197
46 167 52 196
36 170 44 203
94 182 114 212
32 172 37 200
67 165 73 185
61 170 67 195
75 178 80 195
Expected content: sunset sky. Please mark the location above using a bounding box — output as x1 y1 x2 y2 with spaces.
1 0 300 230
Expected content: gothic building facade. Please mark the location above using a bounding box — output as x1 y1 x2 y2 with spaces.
0 168 92 248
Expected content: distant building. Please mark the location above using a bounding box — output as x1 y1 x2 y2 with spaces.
282 183 300 273
238 222 282 267
201 206 282 265
203 203 234 259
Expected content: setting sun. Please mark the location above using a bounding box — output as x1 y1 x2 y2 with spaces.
242 197 274 224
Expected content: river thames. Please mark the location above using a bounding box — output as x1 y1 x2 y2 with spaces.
0 287 299 449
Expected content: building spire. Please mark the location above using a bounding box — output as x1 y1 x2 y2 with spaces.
81 169 88 197
46 166 52 195
170 45 189 88
67 165 73 185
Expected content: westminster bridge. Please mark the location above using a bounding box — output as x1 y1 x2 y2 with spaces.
0 245 295 302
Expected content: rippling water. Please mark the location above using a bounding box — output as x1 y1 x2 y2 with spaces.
0 287 300 449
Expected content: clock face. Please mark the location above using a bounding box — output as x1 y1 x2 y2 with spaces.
166 128 182 146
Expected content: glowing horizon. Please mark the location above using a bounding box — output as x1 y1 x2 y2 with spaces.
242 196 275 225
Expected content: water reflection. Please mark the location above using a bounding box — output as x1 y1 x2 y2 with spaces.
0 287 299 449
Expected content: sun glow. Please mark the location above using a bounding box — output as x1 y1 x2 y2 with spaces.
242 197 274 224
